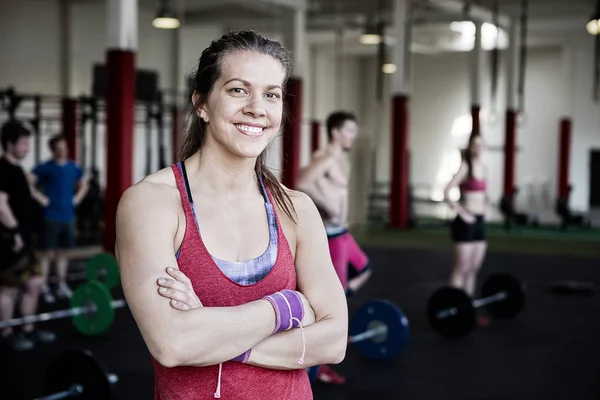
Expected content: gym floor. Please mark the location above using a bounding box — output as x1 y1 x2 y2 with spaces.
1 237 599 400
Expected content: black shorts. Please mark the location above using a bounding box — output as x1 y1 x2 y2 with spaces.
451 215 486 242
0 238 41 288
42 220 76 250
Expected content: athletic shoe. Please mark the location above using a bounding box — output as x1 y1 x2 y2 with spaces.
26 329 56 344
316 365 346 385
4 332 35 352
42 285 56 303
476 314 491 327
56 282 73 299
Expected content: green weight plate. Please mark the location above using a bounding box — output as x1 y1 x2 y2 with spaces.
480 273 526 319
43 349 112 400
427 287 475 338
70 280 115 336
86 253 120 290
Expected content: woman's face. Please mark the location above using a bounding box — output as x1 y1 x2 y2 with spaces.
196 50 285 160
469 135 483 158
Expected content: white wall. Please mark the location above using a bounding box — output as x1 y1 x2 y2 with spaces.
303 46 363 224
361 45 570 222
0 0 225 187
0 0 62 94
569 33 600 211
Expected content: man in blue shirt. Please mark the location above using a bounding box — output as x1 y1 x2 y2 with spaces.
33 135 88 302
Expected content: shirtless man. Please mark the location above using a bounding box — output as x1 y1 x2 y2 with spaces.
297 111 373 385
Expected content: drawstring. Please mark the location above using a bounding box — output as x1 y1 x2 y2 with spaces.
214 362 222 398
214 291 307 398
275 292 307 365
292 317 306 364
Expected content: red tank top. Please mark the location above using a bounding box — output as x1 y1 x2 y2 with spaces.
150 164 313 400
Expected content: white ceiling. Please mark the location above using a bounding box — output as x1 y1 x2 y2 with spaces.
116 0 599 54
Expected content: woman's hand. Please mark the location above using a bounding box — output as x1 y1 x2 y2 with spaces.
157 268 317 327
295 291 316 327
157 267 203 311
459 211 476 224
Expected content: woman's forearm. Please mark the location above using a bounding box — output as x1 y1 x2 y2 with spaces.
172 299 277 367
245 317 347 370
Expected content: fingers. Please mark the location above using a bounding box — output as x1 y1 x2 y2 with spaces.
157 277 188 293
170 298 190 311
157 286 193 308
166 267 191 284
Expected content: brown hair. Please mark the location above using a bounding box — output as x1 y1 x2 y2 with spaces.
0 120 31 151
181 30 296 222
48 134 65 152
326 111 357 142
462 132 481 178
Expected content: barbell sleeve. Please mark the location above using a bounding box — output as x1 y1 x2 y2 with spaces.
472 291 507 308
348 325 388 343
436 291 507 320
0 299 127 330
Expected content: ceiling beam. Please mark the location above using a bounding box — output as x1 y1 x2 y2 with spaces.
427 0 512 26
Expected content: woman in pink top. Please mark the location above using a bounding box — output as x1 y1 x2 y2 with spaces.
443 132 491 326
115 30 348 399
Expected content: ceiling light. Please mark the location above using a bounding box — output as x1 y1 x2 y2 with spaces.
153 1 180 30
586 16 600 35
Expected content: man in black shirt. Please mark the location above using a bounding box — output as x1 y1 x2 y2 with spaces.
0 120 55 351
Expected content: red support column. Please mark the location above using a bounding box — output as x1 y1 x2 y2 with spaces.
103 50 135 254
389 94 410 229
557 118 572 198
61 98 78 161
310 120 320 154
503 109 517 196
282 78 302 189
471 105 481 134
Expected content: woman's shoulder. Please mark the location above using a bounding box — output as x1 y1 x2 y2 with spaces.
118 166 181 214
279 184 321 221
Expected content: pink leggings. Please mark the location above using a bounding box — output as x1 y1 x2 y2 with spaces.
328 232 370 290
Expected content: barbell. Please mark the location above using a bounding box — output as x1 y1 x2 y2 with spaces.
0 279 126 336
348 299 409 359
308 299 409 383
34 349 118 400
426 273 526 338
46 252 120 289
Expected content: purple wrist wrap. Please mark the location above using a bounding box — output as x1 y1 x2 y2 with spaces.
263 289 305 333
231 349 251 363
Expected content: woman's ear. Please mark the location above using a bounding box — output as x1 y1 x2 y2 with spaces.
191 91 209 123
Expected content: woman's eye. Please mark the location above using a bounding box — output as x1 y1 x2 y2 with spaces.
230 88 247 95
265 92 280 99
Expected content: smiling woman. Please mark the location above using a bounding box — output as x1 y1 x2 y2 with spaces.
115 30 348 400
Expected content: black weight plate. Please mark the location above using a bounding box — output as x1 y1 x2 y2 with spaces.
427 287 475 338
43 349 111 400
349 299 409 360
481 273 526 319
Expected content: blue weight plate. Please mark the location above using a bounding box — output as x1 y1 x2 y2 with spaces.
349 299 409 360
306 365 319 383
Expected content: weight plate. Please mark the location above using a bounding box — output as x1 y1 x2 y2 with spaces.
427 287 475 338
306 365 319 383
481 273 526 319
86 253 120 290
349 299 409 360
71 280 115 336
43 349 111 400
